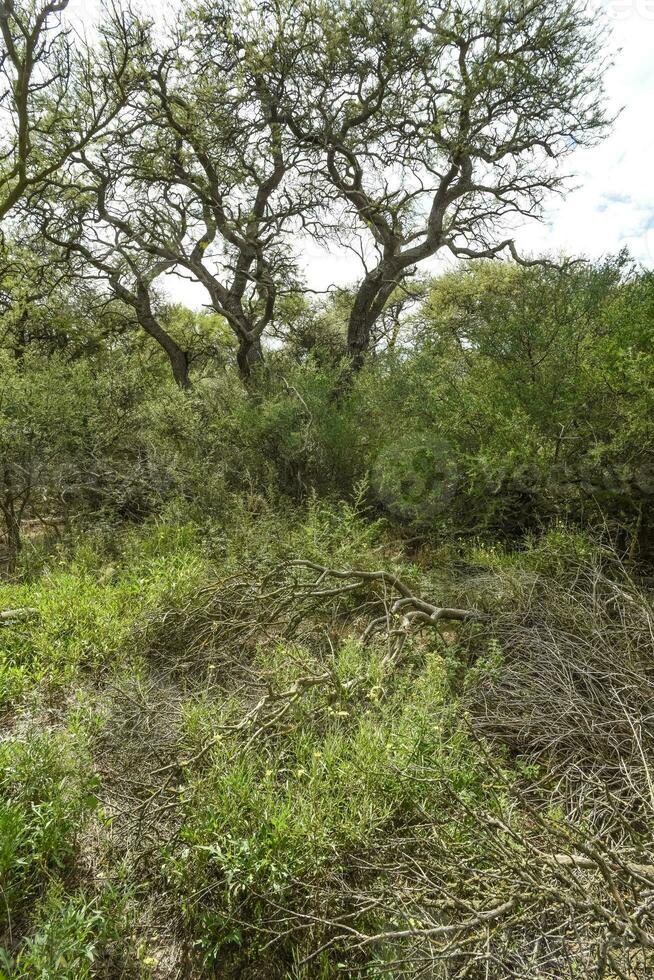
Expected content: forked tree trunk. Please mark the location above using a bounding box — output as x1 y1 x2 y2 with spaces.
346 262 401 369
129 283 192 390
237 337 264 378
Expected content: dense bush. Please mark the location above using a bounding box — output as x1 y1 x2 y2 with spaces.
360 258 654 548
3 256 653 570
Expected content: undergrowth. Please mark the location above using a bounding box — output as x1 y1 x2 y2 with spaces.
1 499 653 977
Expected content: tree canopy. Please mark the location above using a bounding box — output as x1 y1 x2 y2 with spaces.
1 0 612 377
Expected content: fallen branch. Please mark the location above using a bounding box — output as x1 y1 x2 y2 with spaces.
287 559 487 660
0 607 38 623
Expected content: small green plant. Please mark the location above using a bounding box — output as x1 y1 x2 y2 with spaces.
9 884 117 980
0 732 99 929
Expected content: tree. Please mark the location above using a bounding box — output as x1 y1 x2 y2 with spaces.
0 0 145 226
1 1 193 386
246 0 611 365
38 197 194 389
57 4 314 379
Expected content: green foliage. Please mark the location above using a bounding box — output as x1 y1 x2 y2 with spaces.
0 493 651 974
0 733 98 926
0 523 209 711
0 0 648 972
9 884 121 980
2 240 654 975
361 257 654 546
167 639 486 967
4 254 653 568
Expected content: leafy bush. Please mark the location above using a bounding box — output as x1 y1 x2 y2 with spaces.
361 258 654 547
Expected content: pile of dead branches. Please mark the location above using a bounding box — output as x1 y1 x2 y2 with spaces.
96 559 484 862
138 557 485 679
466 554 654 826
101 552 654 977
279 757 654 978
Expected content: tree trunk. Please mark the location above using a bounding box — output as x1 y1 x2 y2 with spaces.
167 344 191 390
346 263 399 369
139 314 191 390
237 337 264 378
132 285 192 389
347 312 370 371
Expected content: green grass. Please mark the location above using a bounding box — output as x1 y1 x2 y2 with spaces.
0 731 99 948
162 632 499 969
7 883 126 979
0 523 209 714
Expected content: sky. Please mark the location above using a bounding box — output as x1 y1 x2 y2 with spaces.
68 0 654 307
515 0 654 268
298 0 654 292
